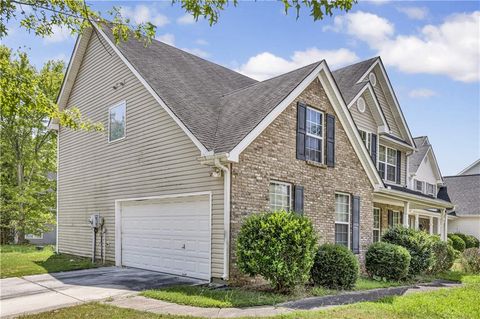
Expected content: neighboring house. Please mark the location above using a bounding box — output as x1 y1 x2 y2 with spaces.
25 224 56 245
458 159 480 175
445 172 480 239
54 25 452 282
405 136 445 235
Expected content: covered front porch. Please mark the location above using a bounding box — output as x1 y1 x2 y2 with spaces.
373 187 454 241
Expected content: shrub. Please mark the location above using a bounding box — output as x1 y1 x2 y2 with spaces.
448 234 466 252
311 244 359 290
429 240 456 274
382 226 433 276
464 235 480 249
236 210 317 291
461 248 480 274
365 242 411 281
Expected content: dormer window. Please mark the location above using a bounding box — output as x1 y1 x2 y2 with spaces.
426 183 436 196
359 130 371 154
415 179 424 192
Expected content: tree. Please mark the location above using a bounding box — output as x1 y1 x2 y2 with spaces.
0 0 356 43
0 45 100 243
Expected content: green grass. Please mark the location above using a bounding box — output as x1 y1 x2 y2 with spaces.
141 285 290 308
19 275 480 319
354 277 403 290
0 245 96 278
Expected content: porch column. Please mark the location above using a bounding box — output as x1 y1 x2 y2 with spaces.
403 202 409 227
440 209 446 241
429 216 433 235
415 214 419 230
444 209 449 241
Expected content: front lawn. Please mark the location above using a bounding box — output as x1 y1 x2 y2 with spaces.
0 245 96 278
19 275 480 319
141 277 408 308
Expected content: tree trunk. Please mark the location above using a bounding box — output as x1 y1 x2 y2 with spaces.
15 162 27 244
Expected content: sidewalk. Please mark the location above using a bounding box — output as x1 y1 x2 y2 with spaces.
106 280 462 318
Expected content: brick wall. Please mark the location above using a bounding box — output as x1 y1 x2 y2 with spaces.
374 203 405 235
229 79 374 281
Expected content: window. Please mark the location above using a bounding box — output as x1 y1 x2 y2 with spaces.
426 183 436 196
369 72 377 86
357 97 366 113
378 145 397 183
359 130 371 154
25 233 43 240
269 181 291 211
415 179 424 192
109 101 126 142
335 193 350 248
392 211 401 227
408 215 416 229
305 107 323 163
373 208 381 242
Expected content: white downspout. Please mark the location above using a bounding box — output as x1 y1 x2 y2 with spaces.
214 158 231 281
55 126 60 253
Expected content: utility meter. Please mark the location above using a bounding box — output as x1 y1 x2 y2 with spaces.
89 214 103 228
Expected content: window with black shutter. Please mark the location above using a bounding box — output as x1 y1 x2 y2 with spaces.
326 114 335 167
351 196 360 254
294 185 304 215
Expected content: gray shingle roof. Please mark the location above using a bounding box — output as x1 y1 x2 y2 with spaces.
214 62 322 152
409 136 430 173
104 28 257 151
332 57 378 104
443 174 480 216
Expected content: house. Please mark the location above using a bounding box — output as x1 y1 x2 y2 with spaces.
458 159 480 175
54 24 452 282
445 165 480 239
25 224 56 245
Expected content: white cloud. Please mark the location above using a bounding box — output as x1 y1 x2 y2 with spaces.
44 25 72 43
156 33 175 46
120 5 169 27
325 11 480 82
236 48 359 81
408 89 437 98
52 53 68 63
177 14 195 25
324 11 394 48
182 48 209 58
195 39 208 46
396 7 429 20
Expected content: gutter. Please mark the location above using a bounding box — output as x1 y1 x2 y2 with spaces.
213 158 231 281
375 187 453 209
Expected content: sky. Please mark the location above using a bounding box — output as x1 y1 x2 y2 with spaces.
2 0 479 176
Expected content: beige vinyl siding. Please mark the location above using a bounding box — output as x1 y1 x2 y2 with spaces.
349 90 378 133
367 68 402 138
58 34 225 278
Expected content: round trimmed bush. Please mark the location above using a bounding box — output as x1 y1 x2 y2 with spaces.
311 244 359 290
236 210 318 291
464 235 480 249
429 240 456 274
461 248 480 274
365 242 411 281
448 234 466 252
382 226 433 276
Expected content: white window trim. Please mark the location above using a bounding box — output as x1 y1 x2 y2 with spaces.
335 192 351 248
359 129 372 154
415 179 424 193
392 210 401 227
305 106 325 164
379 145 398 183
108 100 127 143
373 207 381 242
269 181 292 212
426 182 436 196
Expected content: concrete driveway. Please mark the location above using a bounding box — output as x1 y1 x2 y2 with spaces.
0 267 205 318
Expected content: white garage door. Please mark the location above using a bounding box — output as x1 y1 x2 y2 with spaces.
120 194 211 280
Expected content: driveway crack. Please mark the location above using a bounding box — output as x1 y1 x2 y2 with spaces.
21 276 85 303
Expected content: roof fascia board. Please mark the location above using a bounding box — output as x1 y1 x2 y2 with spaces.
380 134 416 151
319 69 383 187
227 62 325 162
347 83 389 133
426 147 444 182
93 23 211 156
56 29 92 111
458 159 480 175
355 59 415 147
374 188 453 209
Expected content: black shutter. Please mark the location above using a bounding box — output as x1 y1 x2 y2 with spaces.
396 151 402 184
388 210 393 228
296 102 306 160
371 134 377 165
294 185 304 215
351 196 360 254
326 114 335 167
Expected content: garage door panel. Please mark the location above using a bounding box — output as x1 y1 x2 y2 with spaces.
120 195 211 280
